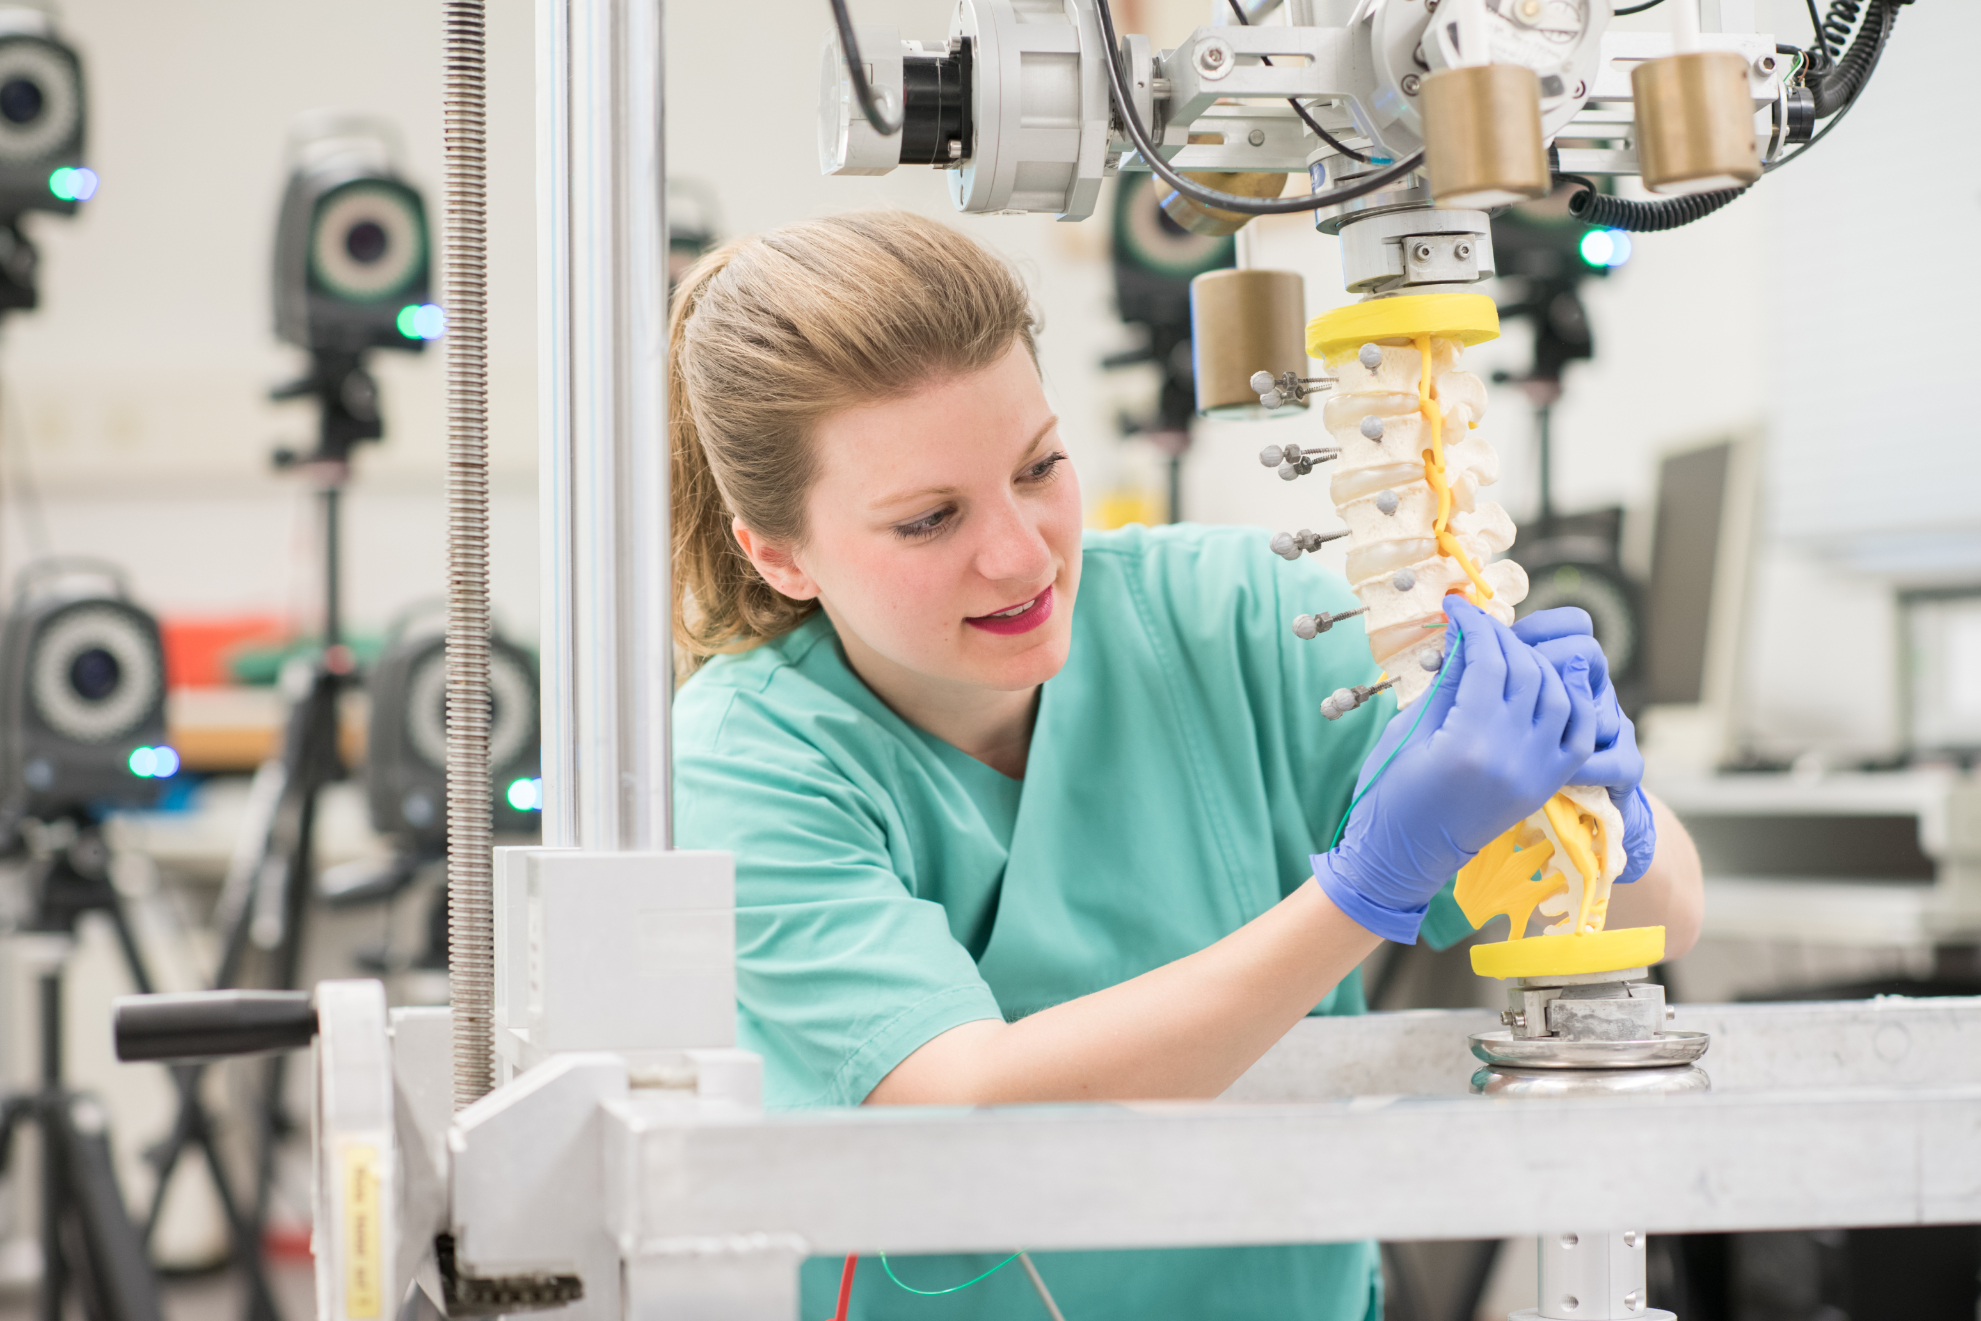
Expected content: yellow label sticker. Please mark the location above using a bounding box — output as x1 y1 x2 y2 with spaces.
342 1143 383 1319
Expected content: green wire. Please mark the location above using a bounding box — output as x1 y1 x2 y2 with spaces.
1326 613 1463 851
878 1250 1026 1296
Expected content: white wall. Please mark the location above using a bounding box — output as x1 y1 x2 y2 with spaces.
6 0 1977 762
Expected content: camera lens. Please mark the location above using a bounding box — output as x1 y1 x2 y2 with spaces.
69 647 121 702
0 77 42 125
345 220 389 264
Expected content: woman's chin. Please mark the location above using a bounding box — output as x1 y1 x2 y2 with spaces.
960 624 1072 691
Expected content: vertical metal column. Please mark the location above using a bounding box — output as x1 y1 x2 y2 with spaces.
537 0 672 854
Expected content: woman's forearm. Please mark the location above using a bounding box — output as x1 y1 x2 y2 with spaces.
1603 792 1704 959
866 880 1383 1106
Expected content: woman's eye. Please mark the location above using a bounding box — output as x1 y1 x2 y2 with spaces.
1022 451 1067 484
895 506 955 540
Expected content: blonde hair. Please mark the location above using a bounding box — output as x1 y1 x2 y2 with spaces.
669 210 1037 673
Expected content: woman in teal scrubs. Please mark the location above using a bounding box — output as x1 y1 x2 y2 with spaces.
668 212 1703 1320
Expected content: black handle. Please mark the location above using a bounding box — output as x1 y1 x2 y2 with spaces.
113 991 317 1063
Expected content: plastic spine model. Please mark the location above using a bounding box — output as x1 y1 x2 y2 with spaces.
1293 294 1658 975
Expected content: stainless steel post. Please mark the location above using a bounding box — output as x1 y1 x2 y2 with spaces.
537 0 672 854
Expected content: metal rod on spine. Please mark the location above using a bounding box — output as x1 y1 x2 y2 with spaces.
444 0 496 1110
538 0 671 855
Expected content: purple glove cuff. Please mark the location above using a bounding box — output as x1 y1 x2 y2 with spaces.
1609 784 1656 885
1311 853 1427 945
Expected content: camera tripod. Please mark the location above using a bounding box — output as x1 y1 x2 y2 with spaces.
140 349 384 1312
0 814 280 1321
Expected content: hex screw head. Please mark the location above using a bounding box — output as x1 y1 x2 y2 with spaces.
1455 241 1473 259
1247 128 1266 147
1412 242 1434 261
1401 73 1421 96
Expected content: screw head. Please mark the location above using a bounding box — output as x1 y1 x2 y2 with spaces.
1624 1290 1643 1310
1401 73 1421 96
1759 54 1777 73
1248 127 1266 147
1561 1233 1579 1248
1360 415 1385 441
1412 242 1434 261
1196 39 1233 79
1454 241 1473 259
1623 1231 1640 1248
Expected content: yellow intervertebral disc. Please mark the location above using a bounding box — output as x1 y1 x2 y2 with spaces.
1306 292 1501 364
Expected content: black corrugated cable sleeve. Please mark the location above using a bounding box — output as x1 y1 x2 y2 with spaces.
1565 184 1748 232
1809 0 1900 118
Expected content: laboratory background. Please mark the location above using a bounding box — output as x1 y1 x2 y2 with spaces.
0 0 1973 1319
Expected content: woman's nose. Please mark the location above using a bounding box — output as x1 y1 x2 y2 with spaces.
972 498 1055 586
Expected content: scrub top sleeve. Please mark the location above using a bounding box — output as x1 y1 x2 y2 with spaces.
1264 548 1390 854
675 692 1006 1108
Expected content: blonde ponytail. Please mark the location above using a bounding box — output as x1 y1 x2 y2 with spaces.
668 211 1037 675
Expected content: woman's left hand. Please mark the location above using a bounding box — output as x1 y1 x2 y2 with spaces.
1512 608 1656 885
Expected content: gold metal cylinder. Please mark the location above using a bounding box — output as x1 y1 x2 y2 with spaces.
1156 171 1288 237
1421 65 1550 209
1189 268 1308 418
1631 52 1761 195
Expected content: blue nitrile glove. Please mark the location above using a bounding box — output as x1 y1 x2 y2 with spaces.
1312 598 1599 942
1512 608 1656 884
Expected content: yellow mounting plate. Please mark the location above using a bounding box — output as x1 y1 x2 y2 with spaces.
1307 293 1502 364
1469 927 1666 980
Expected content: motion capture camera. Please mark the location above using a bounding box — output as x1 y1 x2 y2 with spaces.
365 627 541 852
0 8 88 219
0 560 172 821
273 114 435 356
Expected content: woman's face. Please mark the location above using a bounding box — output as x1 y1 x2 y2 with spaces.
739 339 1083 698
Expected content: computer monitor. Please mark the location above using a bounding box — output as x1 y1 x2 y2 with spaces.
1637 433 1761 774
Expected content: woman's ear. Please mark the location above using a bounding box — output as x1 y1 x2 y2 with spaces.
732 517 820 601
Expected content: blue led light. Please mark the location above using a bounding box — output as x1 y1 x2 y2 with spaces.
398 303 446 341
1578 227 1632 269
128 745 180 779
506 776 543 812
48 167 99 203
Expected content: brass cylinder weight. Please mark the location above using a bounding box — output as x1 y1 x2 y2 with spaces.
1189 269 1308 419
1420 64 1550 209
1631 51 1762 195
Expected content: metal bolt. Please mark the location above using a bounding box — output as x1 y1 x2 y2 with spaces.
1561 1233 1579 1248
1375 489 1400 516
1358 343 1383 370
1401 73 1421 96
1248 128 1266 147
1624 1290 1643 1311
1412 242 1434 261
1360 415 1385 441
1561 1296 1579 1313
1623 1231 1640 1248
1500 1009 1525 1028
1454 241 1473 259
1758 54 1777 73
1392 568 1416 591
1196 40 1233 79
1203 46 1224 67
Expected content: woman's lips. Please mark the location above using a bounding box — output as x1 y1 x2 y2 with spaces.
965 585 1054 636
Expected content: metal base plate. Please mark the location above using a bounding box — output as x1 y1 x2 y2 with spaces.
1470 1029 1711 1070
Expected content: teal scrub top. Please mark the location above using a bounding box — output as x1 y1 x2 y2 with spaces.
674 523 1391 1321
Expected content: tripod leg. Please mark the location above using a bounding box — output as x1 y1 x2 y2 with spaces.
196 1126 283 1321
38 974 65 1321
50 1094 164 1321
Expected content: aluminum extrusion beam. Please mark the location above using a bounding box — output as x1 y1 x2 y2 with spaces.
537 0 672 851
603 1084 1981 1256
1227 998 1981 1101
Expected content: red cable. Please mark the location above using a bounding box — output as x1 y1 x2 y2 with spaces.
832 1254 859 1321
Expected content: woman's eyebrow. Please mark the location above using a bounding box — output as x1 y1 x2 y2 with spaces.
868 415 1060 511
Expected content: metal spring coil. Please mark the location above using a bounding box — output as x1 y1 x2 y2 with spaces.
443 0 496 1110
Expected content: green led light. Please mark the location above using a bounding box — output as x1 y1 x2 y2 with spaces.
396 304 421 339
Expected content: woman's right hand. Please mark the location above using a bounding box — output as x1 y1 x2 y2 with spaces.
1312 598 1598 943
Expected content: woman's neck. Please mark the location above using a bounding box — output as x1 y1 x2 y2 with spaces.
826 610 1040 779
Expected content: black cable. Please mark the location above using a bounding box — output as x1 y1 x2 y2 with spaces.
1614 0 1668 14
1768 0 1897 170
828 0 902 136
1221 0 1373 164
1807 0 1895 117
1095 0 1423 216
1802 0 1832 68
1566 182 1748 231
